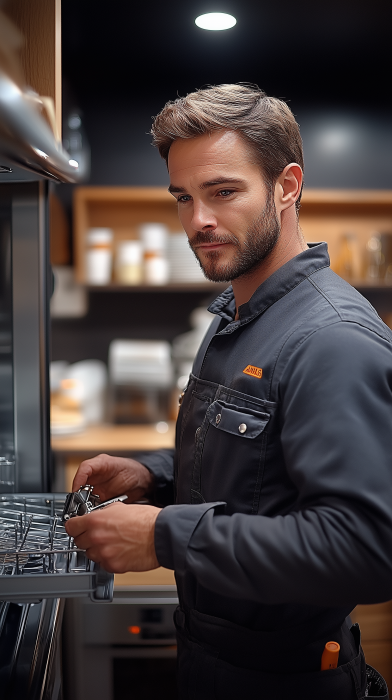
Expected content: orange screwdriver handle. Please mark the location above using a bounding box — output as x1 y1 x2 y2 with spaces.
321 641 340 670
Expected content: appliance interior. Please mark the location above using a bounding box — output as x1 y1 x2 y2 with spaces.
0 174 112 700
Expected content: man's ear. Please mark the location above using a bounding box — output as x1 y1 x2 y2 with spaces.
275 163 303 211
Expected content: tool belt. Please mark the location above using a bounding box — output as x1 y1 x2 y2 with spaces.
174 607 389 699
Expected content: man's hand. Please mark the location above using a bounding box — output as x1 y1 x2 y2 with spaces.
72 453 155 503
65 502 161 573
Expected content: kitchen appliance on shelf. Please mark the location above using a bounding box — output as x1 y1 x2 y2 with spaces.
108 340 173 424
0 47 115 700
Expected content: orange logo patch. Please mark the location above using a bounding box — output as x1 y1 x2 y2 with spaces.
243 365 263 379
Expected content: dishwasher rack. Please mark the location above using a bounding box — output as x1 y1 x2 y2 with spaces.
0 494 113 603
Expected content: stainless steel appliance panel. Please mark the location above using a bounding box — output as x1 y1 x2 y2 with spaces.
0 189 14 474
12 181 50 492
63 587 178 700
82 593 178 646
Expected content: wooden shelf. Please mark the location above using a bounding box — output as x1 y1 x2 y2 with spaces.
86 282 226 292
74 187 180 284
298 189 392 273
73 186 392 286
83 280 392 293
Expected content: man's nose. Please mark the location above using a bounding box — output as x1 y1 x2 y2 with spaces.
190 200 217 231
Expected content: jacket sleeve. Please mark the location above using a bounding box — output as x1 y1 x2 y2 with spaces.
137 449 175 507
154 322 392 605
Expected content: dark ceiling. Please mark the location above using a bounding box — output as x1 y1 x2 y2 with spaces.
62 0 392 108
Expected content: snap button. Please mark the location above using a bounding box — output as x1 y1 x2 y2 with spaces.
215 413 222 425
239 423 247 434
195 427 201 439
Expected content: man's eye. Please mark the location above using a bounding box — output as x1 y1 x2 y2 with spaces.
177 195 191 203
219 190 234 197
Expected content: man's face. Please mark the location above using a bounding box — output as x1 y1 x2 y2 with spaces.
168 130 280 282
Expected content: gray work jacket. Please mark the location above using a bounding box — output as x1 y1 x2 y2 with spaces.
142 242 392 644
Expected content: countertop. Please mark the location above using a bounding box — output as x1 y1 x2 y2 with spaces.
51 422 176 454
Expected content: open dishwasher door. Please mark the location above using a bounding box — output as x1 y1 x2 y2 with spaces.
0 598 64 700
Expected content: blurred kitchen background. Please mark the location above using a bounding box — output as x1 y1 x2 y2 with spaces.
6 0 391 697
50 0 392 446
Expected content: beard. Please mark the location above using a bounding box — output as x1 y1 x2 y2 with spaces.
188 193 281 283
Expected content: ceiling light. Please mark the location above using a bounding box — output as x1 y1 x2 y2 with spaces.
195 12 237 31
317 127 355 154
69 159 79 168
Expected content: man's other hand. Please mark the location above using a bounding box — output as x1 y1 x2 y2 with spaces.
72 454 155 503
65 502 161 573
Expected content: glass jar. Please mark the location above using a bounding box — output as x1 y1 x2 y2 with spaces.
365 234 382 281
116 240 143 285
335 232 362 281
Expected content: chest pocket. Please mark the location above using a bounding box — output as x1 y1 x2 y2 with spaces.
192 398 271 514
208 400 270 439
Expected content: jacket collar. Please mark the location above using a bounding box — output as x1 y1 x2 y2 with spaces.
208 243 330 329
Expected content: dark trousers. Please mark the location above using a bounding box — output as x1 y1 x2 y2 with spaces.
175 608 388 700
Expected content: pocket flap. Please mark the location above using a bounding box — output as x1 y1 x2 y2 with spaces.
208 400 270 439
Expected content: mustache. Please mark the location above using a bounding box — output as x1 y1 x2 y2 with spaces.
189 230 240 248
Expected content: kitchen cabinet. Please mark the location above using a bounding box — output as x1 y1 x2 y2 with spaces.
5 0 62 140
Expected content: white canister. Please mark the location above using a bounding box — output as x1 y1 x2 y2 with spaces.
139 223 168 251
144 253 170 285
86 228 113 285
139 223 170 285
116 240 143 284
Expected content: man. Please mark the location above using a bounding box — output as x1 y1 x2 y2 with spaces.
66 85 392 699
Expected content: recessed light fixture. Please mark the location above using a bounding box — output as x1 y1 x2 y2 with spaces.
69 159 79 168
195 12 237 31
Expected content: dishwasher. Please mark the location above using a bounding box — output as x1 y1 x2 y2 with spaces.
0 492 114 700
0 54 115 699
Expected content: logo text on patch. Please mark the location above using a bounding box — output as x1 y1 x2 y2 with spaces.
243 365 263 379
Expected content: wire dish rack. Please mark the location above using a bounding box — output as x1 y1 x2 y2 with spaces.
0 494 113 603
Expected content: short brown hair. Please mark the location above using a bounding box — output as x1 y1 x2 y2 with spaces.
151 84 304 212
